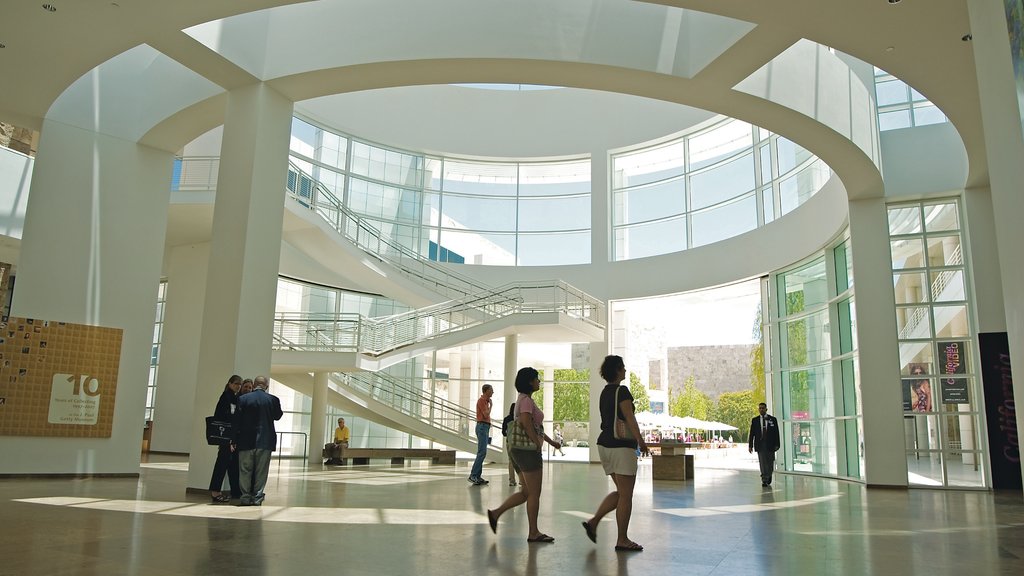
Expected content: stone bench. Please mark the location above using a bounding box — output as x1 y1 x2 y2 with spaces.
336 447 457 466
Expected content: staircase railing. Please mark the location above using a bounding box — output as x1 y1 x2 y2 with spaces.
270 279 602 356
897 244 963 339
286 161 493 301
329 371 479 441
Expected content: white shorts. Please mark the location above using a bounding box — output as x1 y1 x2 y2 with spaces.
598 446 638 476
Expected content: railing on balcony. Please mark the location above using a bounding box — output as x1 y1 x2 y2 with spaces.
271 279 602 357
897 244 963 339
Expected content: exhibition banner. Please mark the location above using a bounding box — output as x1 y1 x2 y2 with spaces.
0 317 122 438
979 332 1019 490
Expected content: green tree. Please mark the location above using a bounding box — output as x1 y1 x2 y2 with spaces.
715 390 755 442
628 372 650 413
750 302 766 405
551 368 590 422
784 291 810 414
668 375 711 420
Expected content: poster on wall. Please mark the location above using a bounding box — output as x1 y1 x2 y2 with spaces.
940 378 970 403
979 331 1019 490
902 378 933 412
0 316 122 438
937 341 968 376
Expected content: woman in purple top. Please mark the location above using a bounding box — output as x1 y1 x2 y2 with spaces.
486 367 562 543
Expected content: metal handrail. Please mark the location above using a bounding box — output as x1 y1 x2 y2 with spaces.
285 160 491 301
328 371 479 441
898 245 963 339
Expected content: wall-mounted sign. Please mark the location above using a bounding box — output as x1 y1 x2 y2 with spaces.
0 317 122 437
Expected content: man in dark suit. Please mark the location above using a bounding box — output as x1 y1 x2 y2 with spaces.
748 402 780 487
233 375 283 506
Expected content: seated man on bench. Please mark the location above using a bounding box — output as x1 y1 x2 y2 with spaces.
324 417 350 465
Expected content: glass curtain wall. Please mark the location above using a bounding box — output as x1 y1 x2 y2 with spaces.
887 199 985 487
874 67 949 131
771 238 862 480
145 280 167 422
289 117 591 267
273 277 417 455
611 119 832 260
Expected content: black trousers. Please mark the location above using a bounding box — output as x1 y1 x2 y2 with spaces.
208 444 240 498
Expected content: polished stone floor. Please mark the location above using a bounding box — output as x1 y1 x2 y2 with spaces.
1 455 1023 575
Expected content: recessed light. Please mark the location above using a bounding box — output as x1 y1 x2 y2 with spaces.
885 46 895 53
42 3 57 12
888 0 901 4
962 34 973 42
0 43 6 49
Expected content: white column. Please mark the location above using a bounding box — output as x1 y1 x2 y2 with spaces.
310 372 329 464
849 197 908 487
589 340 608 463
186 83 294 491
150 243 210 453
504 335 518 406
4 121 171 474
542 363 554 439
968 0 1024 490
591 148 611 265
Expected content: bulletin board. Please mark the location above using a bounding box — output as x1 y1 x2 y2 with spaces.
0 316 122 437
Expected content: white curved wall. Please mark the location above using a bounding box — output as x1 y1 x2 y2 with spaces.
297 86 716 158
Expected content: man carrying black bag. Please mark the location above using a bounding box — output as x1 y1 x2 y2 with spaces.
208 375 242 503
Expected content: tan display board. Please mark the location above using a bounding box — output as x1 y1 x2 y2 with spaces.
0 316 122 437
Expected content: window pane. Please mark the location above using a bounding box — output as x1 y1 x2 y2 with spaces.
907 451 944 486
929 270 965 302
784 309 832 366
899 344 934 376
442 161 517 196
689 153 755 210
615 217 686 260
913 104 947 126
317 131 348 170
926 235 962 267
890 238 924 269
690 195 757 248
876 79 909 105
834 241 853 292
762 187 775 224
759 144 772 183
518 160 590 196
290 117 317 157
518 196 589 232
879 109 912 131
779 161 831 216
924 202 959 232
613 141 686 188
437 229 515 265
933 305 969 338
615 178 686 225
440 194 517 231
896 306 932 339
893 272 929 305
516 232 589 265
789 419 838 475
776 137 813 175
688 121 752 171
780 258 828 315
838 299 855 354
888 205 922 235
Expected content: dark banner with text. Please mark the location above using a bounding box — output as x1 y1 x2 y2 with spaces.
979 332 1019 490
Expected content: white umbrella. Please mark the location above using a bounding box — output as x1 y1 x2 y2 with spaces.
704 420 739 431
